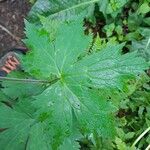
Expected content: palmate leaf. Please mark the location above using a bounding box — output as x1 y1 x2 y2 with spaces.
131 28 150 61
0 103 53 150
28 0 98 21
0 97 81 150
1 19 148 150
32 82 116 138
29 0 128 22
71 44 148 89
23 19 148 89
22 19 92 79
7 18 147 149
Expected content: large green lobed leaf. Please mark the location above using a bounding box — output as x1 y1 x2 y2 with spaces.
0 12 149 150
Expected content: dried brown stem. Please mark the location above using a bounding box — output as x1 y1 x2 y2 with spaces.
0 24 21 42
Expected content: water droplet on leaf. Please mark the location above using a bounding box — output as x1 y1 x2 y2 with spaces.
47 101 53 107
55 87 62 96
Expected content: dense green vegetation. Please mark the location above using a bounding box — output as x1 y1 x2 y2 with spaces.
0 0 150 149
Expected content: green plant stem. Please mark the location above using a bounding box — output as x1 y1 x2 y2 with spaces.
93 131 103 149
0 24 20 41
145 144 150 150
0 76 59 84
132 127 150 147
146 37 150 50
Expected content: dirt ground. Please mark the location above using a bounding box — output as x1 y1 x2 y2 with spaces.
0 0 31 56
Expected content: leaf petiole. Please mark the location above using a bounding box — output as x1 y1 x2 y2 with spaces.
0 76 60 84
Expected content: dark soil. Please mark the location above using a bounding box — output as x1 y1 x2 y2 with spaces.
0 0 31 56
